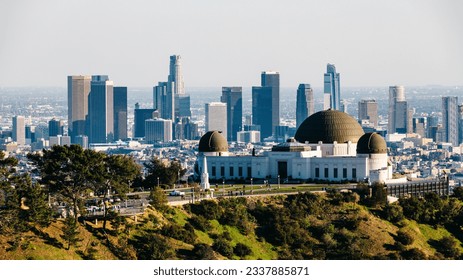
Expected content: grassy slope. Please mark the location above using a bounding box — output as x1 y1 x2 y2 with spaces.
1 195 462 260
0 220 116 260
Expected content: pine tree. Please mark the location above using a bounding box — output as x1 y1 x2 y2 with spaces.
61 216 82 250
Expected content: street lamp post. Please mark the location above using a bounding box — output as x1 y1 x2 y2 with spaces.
222 179 225 196
157 177 159 189
251 178 253 194
278 175 280 189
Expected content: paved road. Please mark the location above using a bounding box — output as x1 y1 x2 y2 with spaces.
167 190 327 206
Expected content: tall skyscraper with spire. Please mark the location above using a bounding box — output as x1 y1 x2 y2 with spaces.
324 64 341 110
67 75 91 142
153 55 190 123
252 71 280 139
442 96 459 145
168 55 191 119
296 84 314 128
221 87 242 141
168 55 185 95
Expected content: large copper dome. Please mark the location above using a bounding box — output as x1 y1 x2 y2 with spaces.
198 131 228 152
295 109 364 144
356 132 387 154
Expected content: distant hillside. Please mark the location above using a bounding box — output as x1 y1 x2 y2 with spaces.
1 190 463 260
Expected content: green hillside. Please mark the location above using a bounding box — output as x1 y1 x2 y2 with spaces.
2 190 463 260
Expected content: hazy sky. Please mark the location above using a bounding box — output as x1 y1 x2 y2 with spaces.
1 0 462 88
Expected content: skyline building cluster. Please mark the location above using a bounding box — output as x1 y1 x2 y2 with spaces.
67 75 128 144
7 54 463 152
152 55 196 141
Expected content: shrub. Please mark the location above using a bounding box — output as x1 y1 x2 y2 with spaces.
160 223 196 244
233 243 252 258
382 204 404 223
434 236 461 259
188 215 212 232
192 243 215 260
396 229 414 246
130 232 175 260
212 238 234 258
400 248 427 260
190 200 221 220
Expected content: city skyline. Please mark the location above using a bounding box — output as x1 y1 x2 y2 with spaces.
1 1 462 88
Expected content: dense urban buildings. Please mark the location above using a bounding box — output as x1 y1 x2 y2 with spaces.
412 117 427 138
174 117 199 140
205 102 227 139
324 64 341 110
4 58 463 198
221 87 242 141
442 96 459 146
252 71 280 139
296 84 314 128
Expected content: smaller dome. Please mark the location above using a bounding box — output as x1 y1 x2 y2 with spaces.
356 132 387 154
198 131 228 153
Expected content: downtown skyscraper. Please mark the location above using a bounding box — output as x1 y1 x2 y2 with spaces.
48 118 64 137
67 75 91 142
324 64 341 110
358 99 378 128
87 75 114 144
153 55 191 122
221 87 242 141
296 84 314 128
205 102 227 140
252 71 280 139
442 96 459 146
113 86 128 140
388 85 411 134
134 102 156 138
12 115 25 145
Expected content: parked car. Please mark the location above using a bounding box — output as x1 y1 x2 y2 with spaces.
169 190 185 196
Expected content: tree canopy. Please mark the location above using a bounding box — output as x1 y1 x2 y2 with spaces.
144 157 186 188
